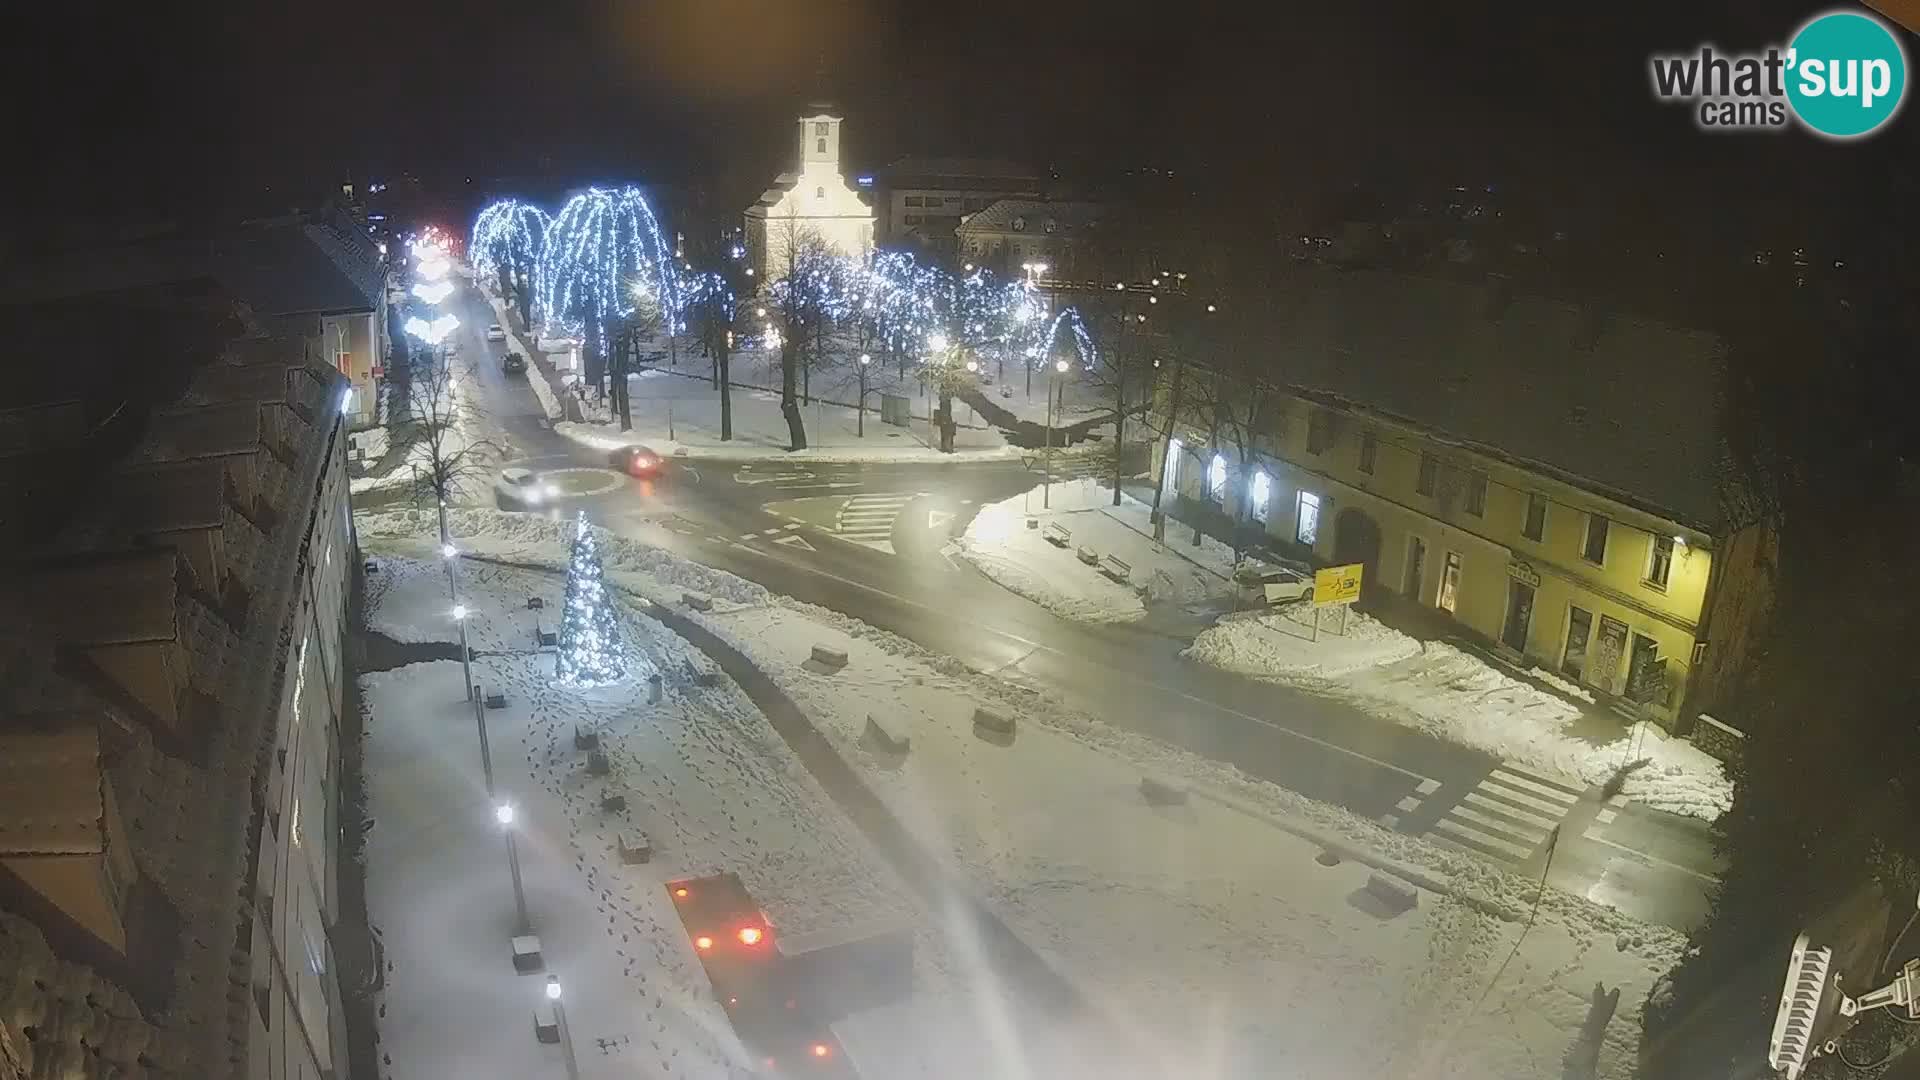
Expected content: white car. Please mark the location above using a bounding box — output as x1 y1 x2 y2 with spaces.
485 324 506 342
494 467 561 509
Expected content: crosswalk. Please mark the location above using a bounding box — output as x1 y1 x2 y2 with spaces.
833 493 917 554
1425 765 1587 865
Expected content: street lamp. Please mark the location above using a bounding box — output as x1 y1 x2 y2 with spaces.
856 353 874 437
440 541 460 602
1044 357 1070 509
496 801 531 937
545 977 580 1079
452 604 474 702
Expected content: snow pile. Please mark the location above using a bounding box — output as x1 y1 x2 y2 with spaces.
1186 604 1423 677
1185 615 1733 821
958 478 1253 622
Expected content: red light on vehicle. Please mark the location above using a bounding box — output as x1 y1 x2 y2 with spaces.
694 935 714 951
812 1043 831 1059
672 887 689 899
737 926 764 946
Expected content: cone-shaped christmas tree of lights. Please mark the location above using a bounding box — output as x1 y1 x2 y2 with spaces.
556 511 629 687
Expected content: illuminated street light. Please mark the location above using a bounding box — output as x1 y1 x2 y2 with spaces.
545 976 580 1078
1054 359 1070 373
965 360 978 373
927 332 948 352
497 800 530 937
859 353 871 366
495 802 515 826
442 543 458 559
1207 303 1217 312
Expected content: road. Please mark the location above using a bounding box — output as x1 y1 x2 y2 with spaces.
434 276 1724 930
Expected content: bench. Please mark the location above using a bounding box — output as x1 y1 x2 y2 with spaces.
600 792 627 814
363 559 379 574
681 591 713 612
809 644 849 670
536 628 557 648
618 833 652 865
1364 872 1419 915
573 726 599 751
861 715 912 756
972 707 1016 746
1100 554 1132 583
587 750 611 776
1139 776 1188 806
485 692 508 710
1076 545 1099 566
1042 522 1072 547
526 596 544 610
512 934 544 974
533 1002 560 1042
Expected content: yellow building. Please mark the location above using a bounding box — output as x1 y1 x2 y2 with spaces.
1152 267 1760 732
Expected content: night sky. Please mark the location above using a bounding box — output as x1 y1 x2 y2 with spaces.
5 0 1914 227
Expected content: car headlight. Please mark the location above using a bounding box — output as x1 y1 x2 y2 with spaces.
524 488 543 503
543 484 561 498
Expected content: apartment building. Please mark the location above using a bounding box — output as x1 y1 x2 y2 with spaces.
874 157 1041 254
0 293 355 1079
1153 267 1761 732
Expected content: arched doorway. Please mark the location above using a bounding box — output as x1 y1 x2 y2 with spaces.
1332 508 1383 594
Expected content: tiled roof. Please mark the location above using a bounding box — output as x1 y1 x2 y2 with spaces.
103 461 226 535
134 402 261 464
0 727 105 856
24 548 181 646
1270 268 1726 529
957 199 1104 236
210 216 378 316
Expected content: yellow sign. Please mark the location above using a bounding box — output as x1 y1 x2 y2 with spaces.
1313 563 1365 606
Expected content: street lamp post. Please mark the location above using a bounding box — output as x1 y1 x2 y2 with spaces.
496 801 531 936
545 977 580 1080
857 353 871 437
453 604 474 702
1045 358 1068 509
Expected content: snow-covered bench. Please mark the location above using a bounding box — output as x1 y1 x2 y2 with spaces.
1042 521 1072 547
1100 554 1131 583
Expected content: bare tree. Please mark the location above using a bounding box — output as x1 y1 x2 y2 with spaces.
402 343 502 545
766 219 849 451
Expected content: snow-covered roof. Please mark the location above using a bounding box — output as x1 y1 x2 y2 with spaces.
956 199 1104 237
103 461 227 534
133 401 261 464
24 548 181 646
0 726 104 856
1269 267 1727 530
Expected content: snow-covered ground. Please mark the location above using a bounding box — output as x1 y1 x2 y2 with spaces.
553 367 1022 464
349 354 494 498
1186 605 1734 820
957 478 1260 623
358 506 1690 1079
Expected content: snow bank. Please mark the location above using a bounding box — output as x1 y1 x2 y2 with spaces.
1185 612 1733 820
957 478 1252 622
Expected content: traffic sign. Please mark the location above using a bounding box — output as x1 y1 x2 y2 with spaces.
1313 563 1364 607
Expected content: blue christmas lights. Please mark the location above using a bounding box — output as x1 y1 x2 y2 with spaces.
535 186 683 355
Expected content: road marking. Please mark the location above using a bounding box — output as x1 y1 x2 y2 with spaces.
761 527 782 535
1395 795 1421 813
927 509 956 531
1415 778 1441 795
1586 834 1722 884
1423 764 1579 867
781 523 802 531
1594 807 1619 826
773 534 817 551
831 492 918 554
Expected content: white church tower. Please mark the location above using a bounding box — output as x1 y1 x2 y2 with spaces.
744 103 874 279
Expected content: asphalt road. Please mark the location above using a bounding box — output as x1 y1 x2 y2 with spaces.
434 276 1724 930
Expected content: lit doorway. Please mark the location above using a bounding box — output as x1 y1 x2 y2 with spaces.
1437 551 1461 614
1562 606 1593 680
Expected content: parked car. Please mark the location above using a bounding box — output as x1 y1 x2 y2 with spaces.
608 444 663 477
503 352 527 374
494 467 560 509
485 323 507 342
1234 563 1313 605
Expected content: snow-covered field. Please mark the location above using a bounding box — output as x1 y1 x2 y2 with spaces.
957 478 1257 623
1186 605 1733 820
358 506 1690 1079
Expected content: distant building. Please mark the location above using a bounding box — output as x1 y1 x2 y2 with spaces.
1150 266 1769 736
954 198 1106 282
875 157 1041 256
0 291 355 1080
743 105 874 278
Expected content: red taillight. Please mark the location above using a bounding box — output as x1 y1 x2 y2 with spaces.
812 1043 831 1059
737 926 764 946
694 935 714 951
672 886 689 899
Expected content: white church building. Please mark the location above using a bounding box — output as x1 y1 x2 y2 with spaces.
744 104 874 278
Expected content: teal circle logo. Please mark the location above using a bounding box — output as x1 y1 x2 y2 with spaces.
1786 11 1908 138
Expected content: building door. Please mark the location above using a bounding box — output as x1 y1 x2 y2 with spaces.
1332 509 1383 595
1592 616 1629 693
1562 605 1593 680
1627 633 1666 707
1501 580 1535 653
1404 537 1427 602
1437 551 1462 614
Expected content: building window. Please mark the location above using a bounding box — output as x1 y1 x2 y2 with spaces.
1358 431 1377 474
816 138 827 154
1583 513 1610 565
1416 453 1438 496
905 196 925 207
1295 491 1321 546
815 186 825 199
1307 412 1330 455
1208 454 1228 503
1523 492 1547 541
815 121 829 136
1437 551 1462 613
905 214 923 225
1562 605 1593 680
1645 534 1674 589
1250 471 1272 523
1405 536 1427 599
1164 437 1183 494
945 195 962 204
1464 472 1487 516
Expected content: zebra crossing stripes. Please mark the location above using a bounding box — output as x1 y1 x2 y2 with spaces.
1380 778 1441 830
833 493 917 554
1428 765 1583 864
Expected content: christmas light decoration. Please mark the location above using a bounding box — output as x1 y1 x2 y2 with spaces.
535 186 682 355
555 511 630 688
470 198 551 293
403 314 461 344
411 280 455 305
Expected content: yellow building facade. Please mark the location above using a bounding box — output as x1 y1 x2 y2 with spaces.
1158 391 1717 728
